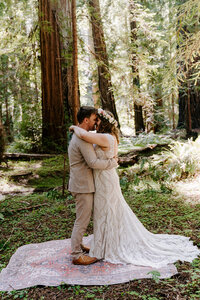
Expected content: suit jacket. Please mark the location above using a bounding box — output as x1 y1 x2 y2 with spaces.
68 133 118 193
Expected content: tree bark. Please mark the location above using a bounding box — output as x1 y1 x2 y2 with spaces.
177 82 200 138
58 0 74 125
171 94 175 130
0 119 5 164
39 0 66 152
129 4 145 134
55 0 80 126
186 82 192 133
177 90 185 129
88 0 120 126
4 96 12 142
177 8 200 138
134 104 145 133
1 55 12 141
71 0 79 124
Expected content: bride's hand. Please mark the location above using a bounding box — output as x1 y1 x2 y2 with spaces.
69 125 85 138
69 125 75 132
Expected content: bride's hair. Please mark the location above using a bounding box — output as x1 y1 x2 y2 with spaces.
97 111 119 143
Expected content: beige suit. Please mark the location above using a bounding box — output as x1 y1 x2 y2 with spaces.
68 133 117 259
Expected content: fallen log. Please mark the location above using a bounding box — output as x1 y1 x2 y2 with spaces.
118 154 138 167
9 171 33 181
4 203 50 213
5 153 56 160
118 143 169 167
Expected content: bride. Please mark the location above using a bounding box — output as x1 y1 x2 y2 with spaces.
70 108 200 268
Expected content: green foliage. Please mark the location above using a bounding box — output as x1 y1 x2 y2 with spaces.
0 155 200 299
147 271 161 283
0 0 42 151
118 132 173 154
7 137 42 153
0 213 4 220
151 137 200 181
133 132 172 147
177 0 200 84
118 133 200 195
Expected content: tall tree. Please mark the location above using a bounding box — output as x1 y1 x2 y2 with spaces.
71 0 79 124
177 77 200 136
55 0 80 126
176 0 200 137
39 0 68 151
0 55 12 142
0 119 5 165
88 0 120 126
129 2 145 134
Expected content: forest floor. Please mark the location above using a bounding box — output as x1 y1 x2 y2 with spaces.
0 154 200 300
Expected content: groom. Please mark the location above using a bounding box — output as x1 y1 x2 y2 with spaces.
68 106 118 265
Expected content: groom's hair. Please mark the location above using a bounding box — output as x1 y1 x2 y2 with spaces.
77 106 97 124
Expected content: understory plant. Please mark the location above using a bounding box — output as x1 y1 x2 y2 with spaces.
150 136 200 181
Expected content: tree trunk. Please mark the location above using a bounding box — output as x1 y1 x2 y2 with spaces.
39 0 66 152
186 83 192 133
4 96 12 142
88 0 120 126
134 104 145 133
171 93 176 130
1 55 12 142
177 82 200 138
59 0 74 125
88 20 100 107
129 4 145 134
71 0 79 125
55 0 80 126
0 120 5 164
177 90 185 129
177 6 200 138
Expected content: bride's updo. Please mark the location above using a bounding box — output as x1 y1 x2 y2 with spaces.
97 109 119 144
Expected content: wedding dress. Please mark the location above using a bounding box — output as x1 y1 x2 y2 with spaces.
89 134 200 267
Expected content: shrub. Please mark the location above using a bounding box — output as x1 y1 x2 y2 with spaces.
151 137 200 180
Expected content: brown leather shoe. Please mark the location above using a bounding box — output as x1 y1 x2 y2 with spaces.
81 244 90 253
72 254 98 265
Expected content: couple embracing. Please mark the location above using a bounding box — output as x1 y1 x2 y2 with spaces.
68 106 199 267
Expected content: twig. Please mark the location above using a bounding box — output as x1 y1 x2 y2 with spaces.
62 154 67 196
9 203 49 212
36 220 42 230
0 226 16 251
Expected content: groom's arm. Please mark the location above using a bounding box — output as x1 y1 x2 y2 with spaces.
79 139 118 170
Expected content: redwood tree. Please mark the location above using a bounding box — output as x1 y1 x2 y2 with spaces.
88 0 120 127
177 79 200 138
129 4 145 134
71 0 79 124
0 119 5 164
58 0 80 126
39 0 67 151
0 55 12 142
177 15 200 137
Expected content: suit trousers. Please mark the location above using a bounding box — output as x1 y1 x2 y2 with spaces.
71 192 94 259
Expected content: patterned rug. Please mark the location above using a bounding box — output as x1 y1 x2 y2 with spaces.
0 236 177 291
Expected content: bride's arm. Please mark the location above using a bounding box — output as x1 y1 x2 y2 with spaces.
70 125 109 148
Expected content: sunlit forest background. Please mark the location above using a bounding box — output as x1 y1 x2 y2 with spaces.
1 1 200 299
0 0 200 155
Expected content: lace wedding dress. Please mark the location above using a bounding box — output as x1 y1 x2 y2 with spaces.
89 134 200 267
